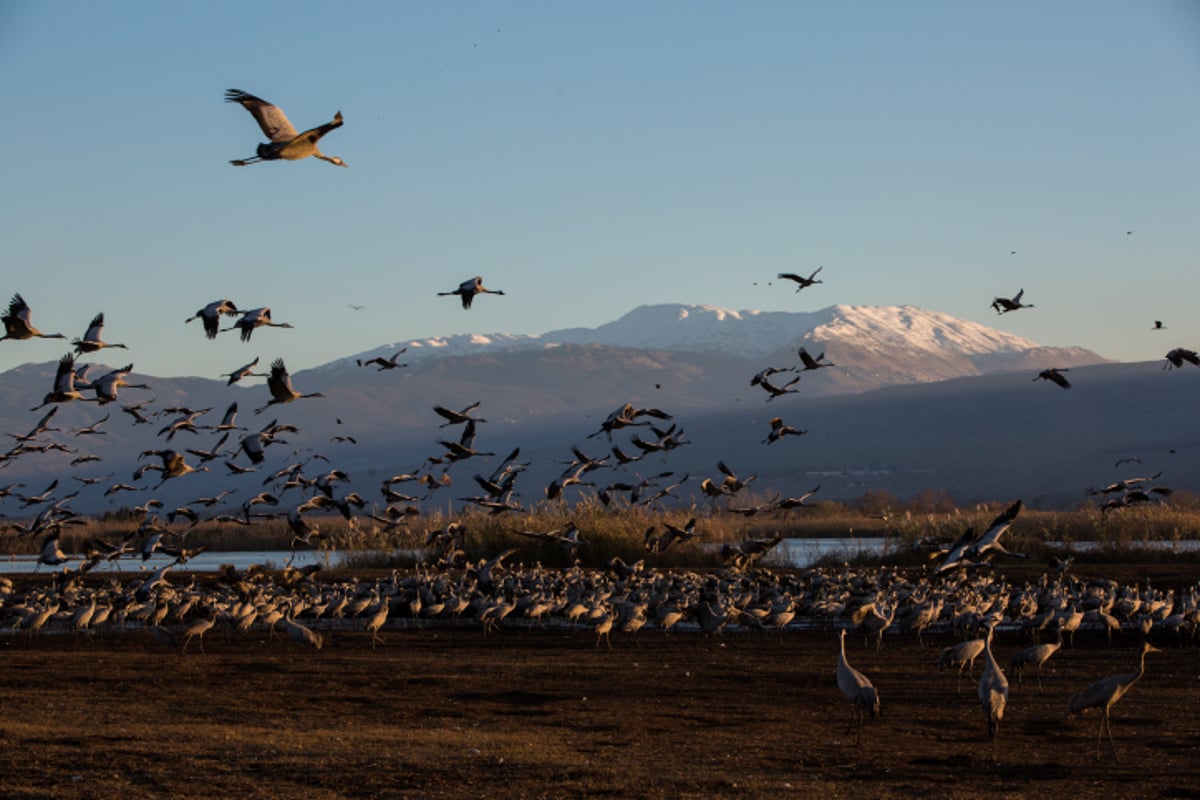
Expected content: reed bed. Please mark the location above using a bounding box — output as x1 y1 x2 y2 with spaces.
6 494 1200 569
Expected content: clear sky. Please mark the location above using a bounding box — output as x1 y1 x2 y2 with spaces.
1 1 1197 378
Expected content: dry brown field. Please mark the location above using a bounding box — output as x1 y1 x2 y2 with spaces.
1 566 1198 800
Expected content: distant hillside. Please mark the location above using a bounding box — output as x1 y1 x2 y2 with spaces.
0 302 1142 515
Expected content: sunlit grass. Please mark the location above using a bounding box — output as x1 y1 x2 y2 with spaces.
6 492 1200 568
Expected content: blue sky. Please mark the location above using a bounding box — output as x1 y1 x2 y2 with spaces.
1 1 1197 378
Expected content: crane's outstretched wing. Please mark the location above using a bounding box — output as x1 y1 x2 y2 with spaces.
226 89 298 142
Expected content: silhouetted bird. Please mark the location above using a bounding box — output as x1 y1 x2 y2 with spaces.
1034 367 1070 389
777 267 823 291
991 288 1034 314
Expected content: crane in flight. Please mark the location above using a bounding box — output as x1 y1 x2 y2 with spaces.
1164 348 1200 370
991 288 1034 314
255 359 324 415
798 347 834 371
1033 367 1071 389
221 356 268 386
357 349 408 371
438 277 505 309
89 364 150 405
31 353 95 411
433 401 485 427
1 293 65 342
777 267 823 291
72 313 127 354
186 299 239 340
226 89 347 167
222 307 293 342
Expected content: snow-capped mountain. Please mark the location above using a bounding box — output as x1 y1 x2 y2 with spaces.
546 305 816 357
0 302 1144 512
324 303 1104 378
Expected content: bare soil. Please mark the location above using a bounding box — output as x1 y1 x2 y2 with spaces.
1 618 1197 799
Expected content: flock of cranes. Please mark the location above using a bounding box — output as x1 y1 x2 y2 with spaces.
0 88 1194 776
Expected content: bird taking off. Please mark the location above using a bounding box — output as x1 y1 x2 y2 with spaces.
1034 367 1071 389
777 267 823 291
991 289 1034 315
226 89 347 167
438 277 505 310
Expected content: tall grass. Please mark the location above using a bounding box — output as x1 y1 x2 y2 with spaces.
6 496 1200 568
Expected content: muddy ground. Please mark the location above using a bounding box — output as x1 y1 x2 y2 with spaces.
0 612 1197 800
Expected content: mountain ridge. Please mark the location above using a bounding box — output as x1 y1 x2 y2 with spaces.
321 302 1106 376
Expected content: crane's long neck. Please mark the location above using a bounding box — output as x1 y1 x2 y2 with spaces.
1127 650 1150 686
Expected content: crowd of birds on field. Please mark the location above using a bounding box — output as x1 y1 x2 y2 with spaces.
1 89 1197 761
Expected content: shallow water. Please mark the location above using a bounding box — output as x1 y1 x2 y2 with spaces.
1 538 886 575
4 536 1197 575
0 548 331 576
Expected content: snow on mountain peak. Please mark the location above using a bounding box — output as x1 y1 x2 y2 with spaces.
811 305 1039 356
545 303 818 357
327 302 1058 372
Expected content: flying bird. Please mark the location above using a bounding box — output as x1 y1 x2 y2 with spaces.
90 364 150 405
226 89 347 167
186 300 239 340
1 293 65 342
777 267 823 291
757 373 801 400
750 365 795 386
1152 320 1166 331
72 313 127 354
31 353 94 411
1033 367 1071 389
221 356 267 385
937 499 1025 573
433 401 485 427
357 349 408 371
797 347 834 371
1163 348 1200 370
438 277 505 309
222 307 293 342
762 416 805 444
991 289 1034 314
255 359 324 415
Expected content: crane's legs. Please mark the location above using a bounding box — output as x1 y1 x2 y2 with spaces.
1103 712 1120 763
230 156 263 166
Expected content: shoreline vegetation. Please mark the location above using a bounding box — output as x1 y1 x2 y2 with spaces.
4 491 1200 569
